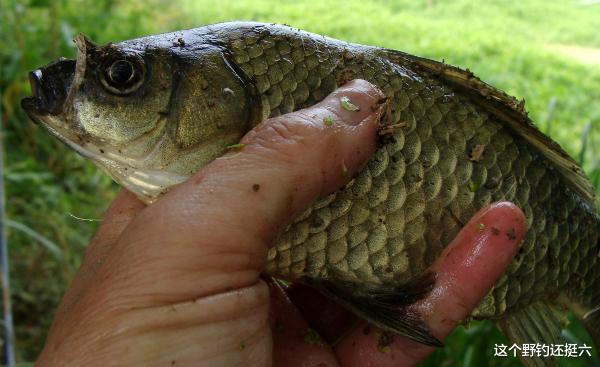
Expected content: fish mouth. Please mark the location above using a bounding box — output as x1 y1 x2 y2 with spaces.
21 58 76 118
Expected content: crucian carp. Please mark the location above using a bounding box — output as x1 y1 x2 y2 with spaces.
21 22 599 366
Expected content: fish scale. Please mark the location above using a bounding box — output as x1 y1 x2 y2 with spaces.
218 25 600 320
21 22 600 363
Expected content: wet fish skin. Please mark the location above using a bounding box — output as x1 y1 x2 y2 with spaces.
21 22 600 353
211 23 598 321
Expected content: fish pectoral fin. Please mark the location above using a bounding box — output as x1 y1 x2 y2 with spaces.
497 301 569 367
302 272 443 347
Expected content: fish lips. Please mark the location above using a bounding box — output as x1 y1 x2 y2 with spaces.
21 58 76 119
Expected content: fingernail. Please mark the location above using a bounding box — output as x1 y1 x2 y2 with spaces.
324 79 386 126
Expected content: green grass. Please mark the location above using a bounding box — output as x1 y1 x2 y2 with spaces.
1 0 598 365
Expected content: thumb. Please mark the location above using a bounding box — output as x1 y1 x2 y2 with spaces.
37 80 385 367
94 79 385 304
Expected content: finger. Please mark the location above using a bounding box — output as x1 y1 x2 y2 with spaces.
269 280 341 367
61 189 144 299
94 79 385 305
46 189 145 339
335 202 526 367
53 80 383 365
84 189 146 266
413 202 526 339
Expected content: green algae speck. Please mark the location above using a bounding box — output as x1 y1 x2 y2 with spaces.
226 143 246 151
341 161 349 178
468 181 480 192
340 96 360 111
303 328 324 346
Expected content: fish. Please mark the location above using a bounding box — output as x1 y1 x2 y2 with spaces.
21 22 599 366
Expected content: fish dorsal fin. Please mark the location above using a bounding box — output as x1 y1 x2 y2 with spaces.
382 49 597 208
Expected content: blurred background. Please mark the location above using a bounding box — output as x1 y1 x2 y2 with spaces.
0 0 598 365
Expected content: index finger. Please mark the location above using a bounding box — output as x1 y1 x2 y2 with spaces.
335 202 526 366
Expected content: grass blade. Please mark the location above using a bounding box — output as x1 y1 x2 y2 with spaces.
578 121 592 165
5 220 63 260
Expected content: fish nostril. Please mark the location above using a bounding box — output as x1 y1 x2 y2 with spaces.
23 70 49 116
29 70 43 99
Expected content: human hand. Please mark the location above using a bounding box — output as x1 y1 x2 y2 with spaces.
37 80 526 367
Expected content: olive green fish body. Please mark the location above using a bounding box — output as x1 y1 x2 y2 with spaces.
22 22 600 357
208 24 600 320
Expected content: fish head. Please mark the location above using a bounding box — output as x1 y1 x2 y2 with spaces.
22 33 258 202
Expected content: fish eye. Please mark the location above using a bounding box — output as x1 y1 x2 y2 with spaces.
100 55 145 95
109 60 134 85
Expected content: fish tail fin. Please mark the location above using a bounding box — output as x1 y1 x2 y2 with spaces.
583 306 600 349
497 301 569 367
581 220 600 349
581 245 600 349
